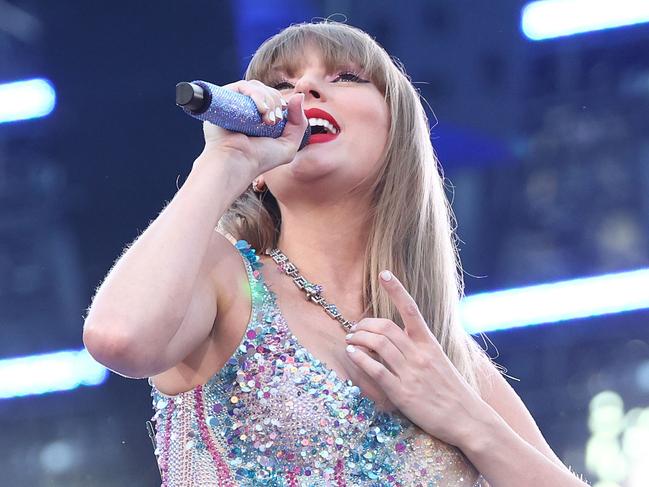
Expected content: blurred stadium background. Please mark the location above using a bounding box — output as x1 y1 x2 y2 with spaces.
1 0 648 485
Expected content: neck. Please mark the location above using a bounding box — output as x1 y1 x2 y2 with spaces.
273 198 371 316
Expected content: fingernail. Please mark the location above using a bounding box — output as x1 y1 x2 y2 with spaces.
275 107 283 120
345 333 353 341
281 98 288 107
346 344 356 353
262 101 270 111
380 270 392 281
269 111 276 123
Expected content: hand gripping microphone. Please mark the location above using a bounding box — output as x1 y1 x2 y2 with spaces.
176 81 311 150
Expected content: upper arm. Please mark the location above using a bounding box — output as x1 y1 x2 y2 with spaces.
153 231 243 372
476 358 566 469
125 231 240 378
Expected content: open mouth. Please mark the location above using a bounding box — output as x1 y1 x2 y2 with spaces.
309 118 338 135
304 108 340 145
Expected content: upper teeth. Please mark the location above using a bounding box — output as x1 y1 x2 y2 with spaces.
308 118 338 134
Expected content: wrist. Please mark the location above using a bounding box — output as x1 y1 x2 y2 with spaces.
183 156 253 213
191 152 255 191
456 401 505 456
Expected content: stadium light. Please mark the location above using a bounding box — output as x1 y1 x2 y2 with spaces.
2 267 649 399
0 78 56 124
522 0 649 41
461 268 649 333
0 349 108 399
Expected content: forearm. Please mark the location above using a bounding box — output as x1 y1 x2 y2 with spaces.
460 407 590 487
83 155 250 345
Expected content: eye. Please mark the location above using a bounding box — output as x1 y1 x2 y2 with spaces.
268 72 369 90
270 79 294 90
333 72 369 83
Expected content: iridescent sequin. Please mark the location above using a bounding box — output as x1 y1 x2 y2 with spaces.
149 239 489 486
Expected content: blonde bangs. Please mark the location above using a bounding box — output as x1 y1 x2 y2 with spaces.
244 22 388 94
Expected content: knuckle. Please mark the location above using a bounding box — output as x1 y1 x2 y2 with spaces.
377 335 390 349
372 366 388 381
414 354 429 368
378 320 392 334
405 299 419 316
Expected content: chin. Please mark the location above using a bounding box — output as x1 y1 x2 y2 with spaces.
285 155 339 182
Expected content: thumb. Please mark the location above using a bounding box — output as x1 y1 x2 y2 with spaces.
281 93 307 140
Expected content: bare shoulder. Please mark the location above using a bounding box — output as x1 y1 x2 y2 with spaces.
475 356 566 468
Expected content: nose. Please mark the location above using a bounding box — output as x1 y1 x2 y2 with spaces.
293 74 323 100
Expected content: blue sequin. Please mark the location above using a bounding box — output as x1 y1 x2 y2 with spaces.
148 239 488 486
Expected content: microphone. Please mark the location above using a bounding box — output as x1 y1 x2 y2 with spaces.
176 80 310 150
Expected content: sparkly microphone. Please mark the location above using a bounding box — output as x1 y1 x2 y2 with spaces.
175 80 310 150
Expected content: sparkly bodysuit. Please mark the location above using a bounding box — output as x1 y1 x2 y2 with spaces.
149 240 489 486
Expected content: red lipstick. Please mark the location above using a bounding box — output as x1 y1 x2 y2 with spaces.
304 107 340 145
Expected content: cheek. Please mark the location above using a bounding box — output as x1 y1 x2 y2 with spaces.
361 96 389 140
351 104 389 163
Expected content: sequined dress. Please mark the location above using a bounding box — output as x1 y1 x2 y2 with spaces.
148 240 489 486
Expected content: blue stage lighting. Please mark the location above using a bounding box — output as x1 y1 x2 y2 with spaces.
460 268 649 333
0 78 56 124
522 0 649 41
0 349 108 399
2 268 648 399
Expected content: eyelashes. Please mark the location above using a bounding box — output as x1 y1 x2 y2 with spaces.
269 72 369 90
336 72 369 83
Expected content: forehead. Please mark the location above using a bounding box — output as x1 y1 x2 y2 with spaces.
264 40 363 77
269 59 361 78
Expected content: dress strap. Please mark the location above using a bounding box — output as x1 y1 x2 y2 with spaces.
232 239 267 315
234 239 263 271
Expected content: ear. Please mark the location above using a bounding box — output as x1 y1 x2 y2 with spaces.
253 176 266 191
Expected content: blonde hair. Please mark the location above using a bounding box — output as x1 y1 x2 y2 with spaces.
218 20 503 396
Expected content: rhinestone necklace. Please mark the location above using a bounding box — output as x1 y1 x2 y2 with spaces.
264 248 356 332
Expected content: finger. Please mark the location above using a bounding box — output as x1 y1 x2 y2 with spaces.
346 344 401 397
279 93 307 144
351 317 417 358
227 80 276 125
346 329 405 376
256 83 286 125
265 88 285 123
379 270 431 342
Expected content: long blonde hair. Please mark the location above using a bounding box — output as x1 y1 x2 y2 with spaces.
218 20 502 395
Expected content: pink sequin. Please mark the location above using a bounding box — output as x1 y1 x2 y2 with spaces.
148 240 489 486
194 386 235 486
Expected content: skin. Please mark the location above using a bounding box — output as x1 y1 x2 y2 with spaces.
254 53 492 445
201 48 397 409
258 51 391 310
202 49 589 485
255 50 399 410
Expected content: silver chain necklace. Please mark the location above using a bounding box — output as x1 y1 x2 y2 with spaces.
264 248 356 332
